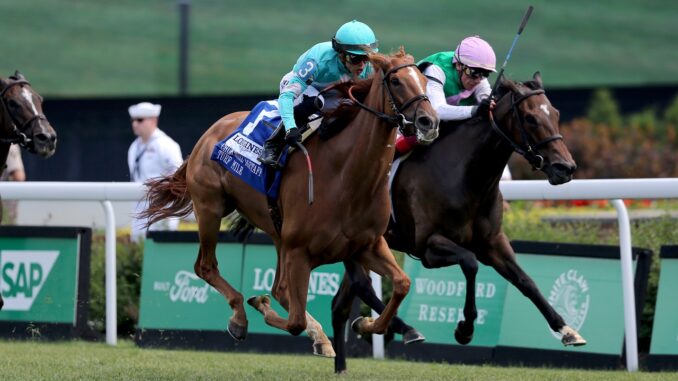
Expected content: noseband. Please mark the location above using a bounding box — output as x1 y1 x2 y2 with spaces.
489 88 563 170
0 79 48 146
348 63 430 134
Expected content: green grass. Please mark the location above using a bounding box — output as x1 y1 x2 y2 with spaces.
0 340 675 381
1 0 677 97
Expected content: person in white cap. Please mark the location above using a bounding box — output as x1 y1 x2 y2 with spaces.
127 102 183 242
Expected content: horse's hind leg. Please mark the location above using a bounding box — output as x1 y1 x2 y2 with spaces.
342 260 424 342
332 273 355 373
422 234 479 345
193 201 248 341
351 238 410 336
484 232 586 346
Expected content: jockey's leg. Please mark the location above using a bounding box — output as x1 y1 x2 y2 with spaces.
259 122 286 167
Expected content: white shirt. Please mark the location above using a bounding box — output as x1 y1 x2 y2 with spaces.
127 128 183 242
127 128 183 183
422 65 491 121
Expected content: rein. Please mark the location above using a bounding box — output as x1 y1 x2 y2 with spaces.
347 63 429 133
488 88 563 170
0 79 47 146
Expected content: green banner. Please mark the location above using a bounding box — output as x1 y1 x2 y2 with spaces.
650 254 678 355
497 254 627 354
240 244 344 336
137 240 244 330
398 256 508 346
0 237 80 324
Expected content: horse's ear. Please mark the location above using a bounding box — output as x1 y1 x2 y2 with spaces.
13 70 25 80
0 77 9 88
533 71 543 88
501 77 523 95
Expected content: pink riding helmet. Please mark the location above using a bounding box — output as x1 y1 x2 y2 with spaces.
453 36 496 72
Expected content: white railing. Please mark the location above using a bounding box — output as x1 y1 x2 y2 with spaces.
2 179 678 371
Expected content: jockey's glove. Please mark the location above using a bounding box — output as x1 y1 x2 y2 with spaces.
472 97 493 119
285 127 302 145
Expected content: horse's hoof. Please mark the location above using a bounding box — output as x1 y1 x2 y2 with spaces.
246 294 270 310
454 321 473 345
403 328 426 344
313 341 336 358
350 316 373 335
227 319 248 342
560 326 587 346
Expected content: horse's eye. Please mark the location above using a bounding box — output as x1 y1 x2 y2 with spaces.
390 77 401 86
525 115 538 125
7 99 20 109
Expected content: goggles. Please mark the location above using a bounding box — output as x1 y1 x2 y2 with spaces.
462 65 491 79
346 53 369 65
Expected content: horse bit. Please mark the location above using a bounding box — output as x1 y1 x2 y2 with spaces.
348 63 430 134
0 79 47 146
489 88 563 170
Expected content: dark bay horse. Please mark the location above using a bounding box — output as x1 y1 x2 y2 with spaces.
140 49 439 356
331 73 584 373
0 71 57 311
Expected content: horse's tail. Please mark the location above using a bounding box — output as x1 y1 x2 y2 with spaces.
139 160 193 228
226 212 256 243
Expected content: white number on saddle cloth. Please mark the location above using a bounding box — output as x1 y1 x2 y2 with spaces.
243 100 280 136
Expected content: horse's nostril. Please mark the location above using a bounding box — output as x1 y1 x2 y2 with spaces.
553 162 575 175
416 116 432 128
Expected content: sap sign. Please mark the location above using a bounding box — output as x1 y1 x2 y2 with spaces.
0 227 91 339
1 250 59 310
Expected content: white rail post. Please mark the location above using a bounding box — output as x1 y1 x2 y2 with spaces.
101 200 117 346
370 271 384 359
611 199 638 371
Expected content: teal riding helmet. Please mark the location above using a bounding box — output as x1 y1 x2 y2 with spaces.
332 20 379 55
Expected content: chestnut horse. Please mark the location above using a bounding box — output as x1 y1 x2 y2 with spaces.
141 49 439 356
0 71 57 311
331 73 585 373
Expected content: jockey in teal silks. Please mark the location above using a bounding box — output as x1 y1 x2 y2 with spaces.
258 20 379 168
395 35 497 154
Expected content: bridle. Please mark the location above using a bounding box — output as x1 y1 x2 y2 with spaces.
489 87 563 170
347 63 429 134
0 79 47 146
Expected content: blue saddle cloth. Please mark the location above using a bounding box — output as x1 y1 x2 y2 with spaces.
210 100 289 199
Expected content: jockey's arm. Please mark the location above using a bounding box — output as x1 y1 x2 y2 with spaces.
423 65 477 121
279 55 319 132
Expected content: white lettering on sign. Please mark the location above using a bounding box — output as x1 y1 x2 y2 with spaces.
417 304 488 324
414 278 496 298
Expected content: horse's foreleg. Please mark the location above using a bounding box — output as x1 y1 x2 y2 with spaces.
352 238 410 335
247 255 334 357
486 233 587 346
248 250 311 336
424 234 479 345
194 205 248 341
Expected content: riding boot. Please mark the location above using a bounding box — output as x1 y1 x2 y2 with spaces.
258 123 286 168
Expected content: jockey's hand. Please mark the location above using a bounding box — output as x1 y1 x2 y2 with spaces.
285 127 302 145
473 97 494 119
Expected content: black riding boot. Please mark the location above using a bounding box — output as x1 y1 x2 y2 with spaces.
258 96 320 168
258 123 286 168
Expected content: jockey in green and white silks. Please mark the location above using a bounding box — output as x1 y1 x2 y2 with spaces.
395 35 497 154
259 20 379 168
